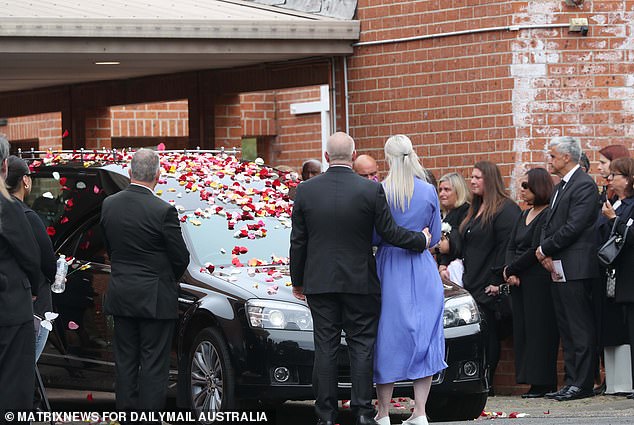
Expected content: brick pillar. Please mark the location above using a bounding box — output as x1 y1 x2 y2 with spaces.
84 107 112 149
214 95 242 149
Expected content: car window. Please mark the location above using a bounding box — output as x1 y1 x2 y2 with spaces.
75 220 110 265
27 169 107 245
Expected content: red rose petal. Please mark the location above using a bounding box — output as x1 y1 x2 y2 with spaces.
60 216 69 224
46 226 56 236
59 177 67 186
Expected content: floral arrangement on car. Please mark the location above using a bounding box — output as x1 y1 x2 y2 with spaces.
33 149 296 283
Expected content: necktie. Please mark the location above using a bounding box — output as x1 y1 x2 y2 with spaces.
551 180 566 207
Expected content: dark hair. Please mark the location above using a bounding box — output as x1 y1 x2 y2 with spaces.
6 155 31 193
526 167 554 206
610 157 634 198
579 152 590 173
599 145 629 161
460 161 510 231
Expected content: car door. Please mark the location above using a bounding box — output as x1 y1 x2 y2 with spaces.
40 216 115 391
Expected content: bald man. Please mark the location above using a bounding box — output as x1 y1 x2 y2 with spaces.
353 154 379 182
290 132 430 425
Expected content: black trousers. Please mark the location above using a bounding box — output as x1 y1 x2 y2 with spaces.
551 278 596 390
307 293 380 423
0 321 35 414
113 316 175 412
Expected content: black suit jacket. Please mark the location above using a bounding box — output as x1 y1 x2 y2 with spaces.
290 166 427 295
19 200 57 317
101 184 190 319
541 167 600 280
0 195 41 326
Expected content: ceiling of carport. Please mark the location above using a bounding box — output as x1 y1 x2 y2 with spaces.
0 0 359 93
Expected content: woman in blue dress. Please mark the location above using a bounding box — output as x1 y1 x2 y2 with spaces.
374 135 447 425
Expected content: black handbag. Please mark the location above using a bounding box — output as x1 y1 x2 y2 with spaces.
597 217 630 267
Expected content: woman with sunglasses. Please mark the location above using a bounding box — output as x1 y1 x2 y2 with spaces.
502 168 559 398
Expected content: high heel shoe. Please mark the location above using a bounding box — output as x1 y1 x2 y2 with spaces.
401 415 429 425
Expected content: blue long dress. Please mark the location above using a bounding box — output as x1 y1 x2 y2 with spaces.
374 178 447 384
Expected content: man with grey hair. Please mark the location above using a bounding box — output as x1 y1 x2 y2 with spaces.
0 136 41 415
101 148 189 418
291 132 431 425
536 136 599 401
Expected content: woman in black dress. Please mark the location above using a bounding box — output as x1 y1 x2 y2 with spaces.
502 168 558 398
460 161 520 392
436 172 470 283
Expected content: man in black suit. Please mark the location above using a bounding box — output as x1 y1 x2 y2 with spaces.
0 137 41 415
536 136 599 401
290 132 430 425
101 149 189 415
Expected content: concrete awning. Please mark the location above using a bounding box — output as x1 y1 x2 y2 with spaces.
0 0 359 93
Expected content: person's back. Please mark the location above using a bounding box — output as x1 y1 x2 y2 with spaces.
383 178 438 234
290 132 428 425
293 168 388 295
102 187 187 318
372 135 445 425
100 148 189 415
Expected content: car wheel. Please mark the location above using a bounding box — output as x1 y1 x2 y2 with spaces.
187 327 235 419
427 393 487 422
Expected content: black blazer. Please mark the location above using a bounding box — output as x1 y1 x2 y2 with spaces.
541 168 600 280
0 195 41 326
101 184 190 319
18 199 57 318
610 204 634 303
438 203 469 266
290 166 427 295
460 199 521 307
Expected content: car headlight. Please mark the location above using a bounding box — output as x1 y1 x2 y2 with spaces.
246 299 313 331
443 294 480 328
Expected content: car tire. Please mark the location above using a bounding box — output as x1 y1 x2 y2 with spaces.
187 327 236 419
427 393 487 422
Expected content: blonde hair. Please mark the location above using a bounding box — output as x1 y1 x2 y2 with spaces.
438 172 471 212
383 135 429 212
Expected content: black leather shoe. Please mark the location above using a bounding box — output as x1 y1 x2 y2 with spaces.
316 420 335 425
627 393 634 399
545 385 571 399
554 385 594 401
593 381 606 396
355 415 380 425
521 385 557 399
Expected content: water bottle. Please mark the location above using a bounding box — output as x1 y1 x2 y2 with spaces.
51 255 68 294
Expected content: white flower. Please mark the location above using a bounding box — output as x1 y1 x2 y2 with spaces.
441 222 452 235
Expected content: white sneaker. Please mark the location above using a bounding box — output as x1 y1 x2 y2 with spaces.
401 415 428 425
375 415 391 425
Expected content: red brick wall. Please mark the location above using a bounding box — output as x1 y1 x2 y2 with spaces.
349 0 634 198
3 112 61 151
214 87 323 170
269 87 322 169
110 101 189 139
347 0 634 393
